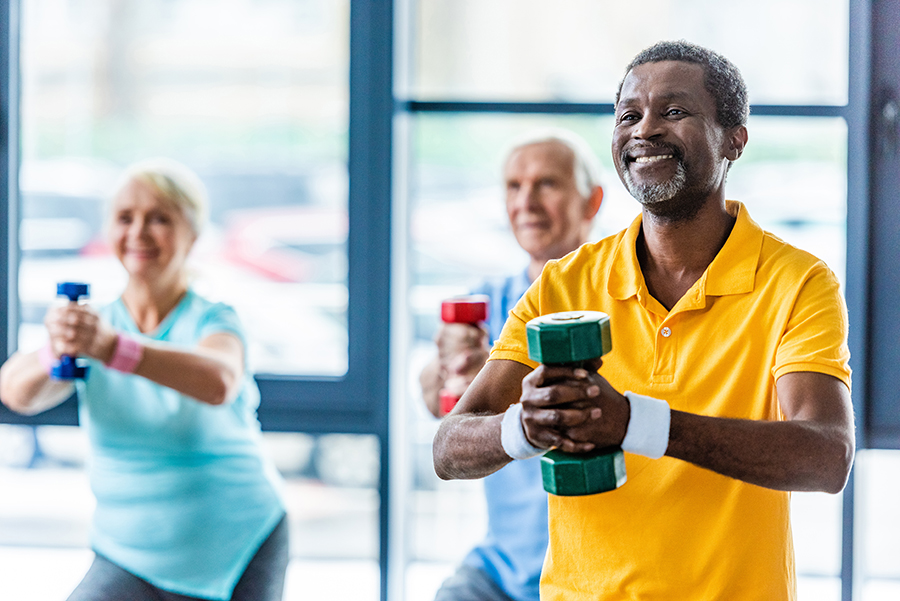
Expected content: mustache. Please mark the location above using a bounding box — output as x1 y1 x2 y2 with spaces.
621 142 684 166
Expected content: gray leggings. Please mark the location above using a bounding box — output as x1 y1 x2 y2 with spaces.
66 515 289 601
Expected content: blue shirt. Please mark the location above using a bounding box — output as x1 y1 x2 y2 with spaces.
75 289 284 600
463 269 548 601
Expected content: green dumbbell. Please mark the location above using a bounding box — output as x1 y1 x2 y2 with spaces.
526 311 626 496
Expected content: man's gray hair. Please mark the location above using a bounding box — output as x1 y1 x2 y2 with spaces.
505 128 603 199
615 40 750 129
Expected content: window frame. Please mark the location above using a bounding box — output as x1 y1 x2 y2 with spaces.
1 0 394 599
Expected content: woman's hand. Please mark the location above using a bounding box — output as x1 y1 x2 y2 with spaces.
44 302 119 364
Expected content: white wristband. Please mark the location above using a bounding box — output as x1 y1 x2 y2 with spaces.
500 403 544 460
622 391 671 459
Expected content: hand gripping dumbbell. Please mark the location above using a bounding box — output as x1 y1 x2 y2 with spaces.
51 282 91 380
438 295 489 416
526 311 626 496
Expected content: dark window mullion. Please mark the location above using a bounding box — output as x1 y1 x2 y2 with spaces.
398 99 846 119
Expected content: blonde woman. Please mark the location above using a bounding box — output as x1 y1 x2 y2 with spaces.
0 159 287 601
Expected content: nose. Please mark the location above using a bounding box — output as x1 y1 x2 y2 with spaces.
632 113 665 141
510 183 541 212
127 216 150 240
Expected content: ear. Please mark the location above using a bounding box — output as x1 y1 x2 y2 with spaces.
585 186 604 218
725 125 749 162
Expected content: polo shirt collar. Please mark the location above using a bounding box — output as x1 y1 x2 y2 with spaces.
607 200 764 304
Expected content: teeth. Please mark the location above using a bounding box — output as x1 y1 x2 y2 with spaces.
634 155 673 163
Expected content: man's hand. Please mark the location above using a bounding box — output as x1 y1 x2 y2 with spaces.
519 363 630 453
437 323 490 371
421 323 490 417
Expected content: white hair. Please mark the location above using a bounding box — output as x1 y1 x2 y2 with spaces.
112 158 209 237
504 127 603 199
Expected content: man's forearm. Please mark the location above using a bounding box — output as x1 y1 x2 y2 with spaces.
432 359 534 480
666 410 854 493
433 412 513 480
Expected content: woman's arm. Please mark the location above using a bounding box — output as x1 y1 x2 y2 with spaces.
133 332 245 406
40 300 247 406
0 350 75 415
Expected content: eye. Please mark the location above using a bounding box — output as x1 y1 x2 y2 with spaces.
116 212 132 225
537 178 558 189
149 212 172 225
617 112 639 125
665 108 685 117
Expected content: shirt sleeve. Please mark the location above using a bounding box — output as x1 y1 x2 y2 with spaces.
196 302 248 348
773 261 852 389
488 273 542 370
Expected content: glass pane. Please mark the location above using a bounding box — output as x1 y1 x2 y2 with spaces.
726 116 848 283
411 0 848 106
403 113 848 596
858 450 900 600
18 0 349 376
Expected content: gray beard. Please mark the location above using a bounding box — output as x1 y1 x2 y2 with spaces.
622 161 687 206
622 161 707 223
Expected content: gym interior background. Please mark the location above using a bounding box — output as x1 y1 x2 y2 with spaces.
1 0 898 599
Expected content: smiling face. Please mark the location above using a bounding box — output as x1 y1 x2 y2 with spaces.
504 140 600 263
108 178 197 285
613 60 745 221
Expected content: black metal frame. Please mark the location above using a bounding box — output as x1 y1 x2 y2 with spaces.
1 0 18 366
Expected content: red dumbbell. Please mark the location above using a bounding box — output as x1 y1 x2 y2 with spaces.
438 295 489 416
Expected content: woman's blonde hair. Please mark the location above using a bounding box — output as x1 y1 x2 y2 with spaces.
114 158 209 237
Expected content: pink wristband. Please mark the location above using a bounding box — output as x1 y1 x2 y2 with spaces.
107 333 144 373
38 342 56 375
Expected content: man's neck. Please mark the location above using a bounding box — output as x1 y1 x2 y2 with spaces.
527 258 546 283
527 240 587 282
637 199 736 311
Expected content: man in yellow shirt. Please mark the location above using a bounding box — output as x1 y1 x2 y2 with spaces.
432 40 854 601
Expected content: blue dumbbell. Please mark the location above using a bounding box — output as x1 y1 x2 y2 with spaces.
50 282 91 380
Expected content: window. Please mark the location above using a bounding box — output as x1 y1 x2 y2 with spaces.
1 1 392 599
19 0 350 376
396 2 853 599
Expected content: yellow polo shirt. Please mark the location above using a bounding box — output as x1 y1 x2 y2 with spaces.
489 201 851 601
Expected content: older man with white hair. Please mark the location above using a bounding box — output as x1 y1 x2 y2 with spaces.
421 128 603 601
